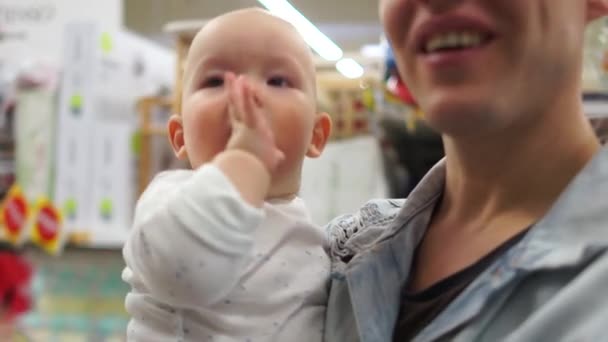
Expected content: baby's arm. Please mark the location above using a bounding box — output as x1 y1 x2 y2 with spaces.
123 74 282 309
123 167 263 309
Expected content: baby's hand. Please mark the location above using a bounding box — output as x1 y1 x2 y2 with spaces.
225 73 284 173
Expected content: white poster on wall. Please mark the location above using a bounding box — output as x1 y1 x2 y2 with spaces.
300 136 388 225
0 0 123 68
53 22 173 247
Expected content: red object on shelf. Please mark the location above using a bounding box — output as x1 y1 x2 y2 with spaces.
336 119 345 131
354 118 368 132
3 196 27 235
395 78 416 105
386 74 417 106
0 251 31 320
36 206 60 242
353 99 365 112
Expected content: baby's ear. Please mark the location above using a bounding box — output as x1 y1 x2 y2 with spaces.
306 112 332 158
168 114 188 160
588 0 608 22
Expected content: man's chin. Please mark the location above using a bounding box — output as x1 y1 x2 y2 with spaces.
422 100 499 139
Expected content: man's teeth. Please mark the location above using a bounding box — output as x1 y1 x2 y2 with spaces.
425 31 484 53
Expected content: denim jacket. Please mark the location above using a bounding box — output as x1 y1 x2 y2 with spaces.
325 146 608 341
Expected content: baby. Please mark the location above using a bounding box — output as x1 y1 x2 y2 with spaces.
122 8 333 342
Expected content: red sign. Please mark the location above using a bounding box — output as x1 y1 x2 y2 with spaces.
36 205 59 242
4 195 27 235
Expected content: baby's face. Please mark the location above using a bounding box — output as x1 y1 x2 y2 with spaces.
179 10 319 171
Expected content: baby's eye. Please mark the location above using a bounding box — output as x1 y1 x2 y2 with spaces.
201 76 224 88
267 76 290 88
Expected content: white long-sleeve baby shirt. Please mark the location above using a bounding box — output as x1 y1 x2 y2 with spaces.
122 165 330 342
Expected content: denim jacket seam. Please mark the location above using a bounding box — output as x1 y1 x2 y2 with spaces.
386 192 442 269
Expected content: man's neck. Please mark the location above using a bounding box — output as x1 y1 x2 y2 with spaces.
437 104 600 233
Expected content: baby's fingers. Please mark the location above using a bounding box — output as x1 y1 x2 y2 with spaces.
241 80 258 129
252 88 275 135
226 73 241 124
234 76 248 124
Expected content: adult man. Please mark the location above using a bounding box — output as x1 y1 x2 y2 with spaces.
325 1 608 340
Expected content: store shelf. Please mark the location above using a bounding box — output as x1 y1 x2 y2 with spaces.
68 231 128 250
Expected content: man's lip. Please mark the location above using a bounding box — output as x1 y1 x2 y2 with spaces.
412 14 497 54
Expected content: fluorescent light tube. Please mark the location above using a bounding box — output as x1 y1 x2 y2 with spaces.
336 58 364 79
257 0 343 61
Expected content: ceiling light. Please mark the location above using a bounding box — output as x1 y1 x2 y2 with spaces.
257 0 343 61
360 44 385 59
336 58 364 79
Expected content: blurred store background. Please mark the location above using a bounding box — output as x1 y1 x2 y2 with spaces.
1 0 608 340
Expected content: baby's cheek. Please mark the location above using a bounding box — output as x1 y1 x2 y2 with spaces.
184 125 228 167
277 118 311 155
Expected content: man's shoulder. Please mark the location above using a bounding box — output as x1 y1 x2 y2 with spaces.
325 199 405 262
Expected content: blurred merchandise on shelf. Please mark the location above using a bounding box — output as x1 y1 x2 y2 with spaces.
0 243 32 319
0 186 31 246
17 248 127 341
0 242 32 341
15 65 58 203
317 76 372 140
370 43 445 198
584 18 608 92
0 74 16 200
11 66 66 255
28 197 64 255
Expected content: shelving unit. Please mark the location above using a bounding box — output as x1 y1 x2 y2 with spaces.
136 96 172 195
